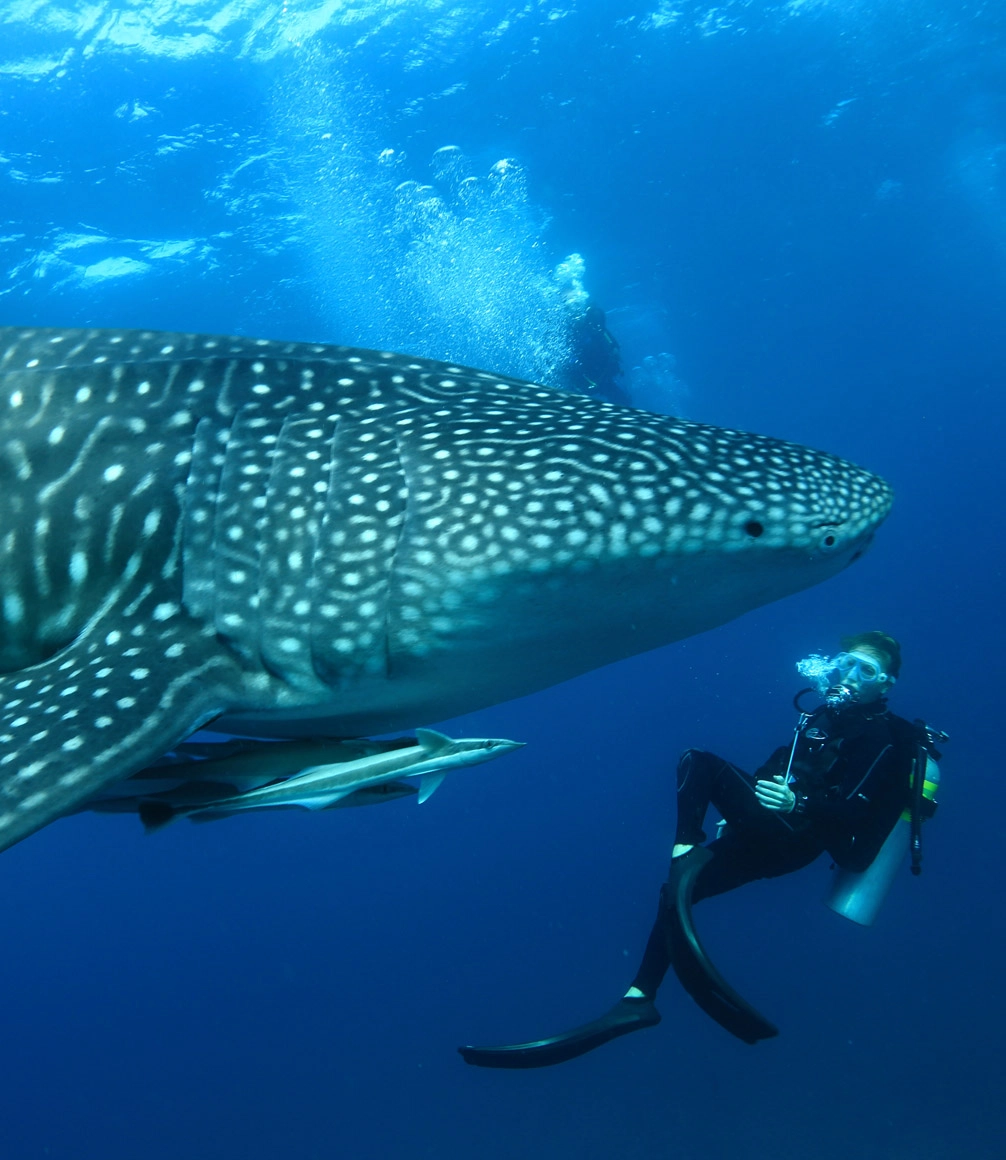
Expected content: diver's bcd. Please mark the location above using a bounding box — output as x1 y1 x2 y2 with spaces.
825 723 944 927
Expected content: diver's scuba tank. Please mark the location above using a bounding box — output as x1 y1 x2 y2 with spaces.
825 723 945 927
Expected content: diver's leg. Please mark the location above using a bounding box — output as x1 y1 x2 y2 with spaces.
673 750 744 857
691 832 799 899
628 830 822 992
630 755 763 996
627 833 763 998
626 915 673 998
674 749 724 844
461 771 730 1068
705 759 805 838
458 763 808 1068
655 831 824 1043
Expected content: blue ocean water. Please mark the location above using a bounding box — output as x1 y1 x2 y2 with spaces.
0 2 1003 1157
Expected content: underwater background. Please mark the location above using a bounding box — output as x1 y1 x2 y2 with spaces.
0 2 1002 1157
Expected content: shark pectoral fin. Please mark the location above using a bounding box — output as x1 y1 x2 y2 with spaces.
0 607 238 854
417 771 447 804
138 800 179 833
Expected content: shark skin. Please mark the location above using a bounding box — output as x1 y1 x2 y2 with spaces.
0 327 893 853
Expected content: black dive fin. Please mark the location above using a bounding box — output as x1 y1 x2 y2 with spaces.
458 997 660 1069
662 846 778 1044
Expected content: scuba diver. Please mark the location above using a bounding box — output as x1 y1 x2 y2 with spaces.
460 631 944 1068
559 303 631 406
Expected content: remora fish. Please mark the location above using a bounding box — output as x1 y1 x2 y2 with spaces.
79 735 423 818
131 729 522 828
136 734 421 790
88 779 419 822
0 327 892 852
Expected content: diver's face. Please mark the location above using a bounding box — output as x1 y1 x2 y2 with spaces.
831 648 894 703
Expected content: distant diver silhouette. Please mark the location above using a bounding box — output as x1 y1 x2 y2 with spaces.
560 303 630 405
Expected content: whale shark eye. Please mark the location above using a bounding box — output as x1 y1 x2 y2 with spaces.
743 520 764 538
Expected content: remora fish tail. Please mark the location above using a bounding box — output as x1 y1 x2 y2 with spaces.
0 327 892 853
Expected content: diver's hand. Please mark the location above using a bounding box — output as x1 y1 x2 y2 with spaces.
755 775 796 813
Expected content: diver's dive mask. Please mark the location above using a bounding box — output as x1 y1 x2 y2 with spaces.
796 651 895 705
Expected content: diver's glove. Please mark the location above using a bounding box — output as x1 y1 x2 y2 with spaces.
754 774 796 813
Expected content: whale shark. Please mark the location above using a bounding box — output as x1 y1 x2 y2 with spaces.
0 327 892 853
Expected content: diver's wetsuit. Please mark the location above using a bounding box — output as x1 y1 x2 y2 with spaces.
562 305 630 405
459 699 922 1067
631 699 917 998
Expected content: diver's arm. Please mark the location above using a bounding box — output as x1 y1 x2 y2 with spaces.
754 775 796 813
753 747 797 813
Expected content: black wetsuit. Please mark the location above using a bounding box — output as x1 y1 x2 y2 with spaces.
632 700 917 998
561 305 630 405
458 699 929 1066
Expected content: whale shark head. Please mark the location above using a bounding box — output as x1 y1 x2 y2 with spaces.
328 381 890 735
0 327 891 850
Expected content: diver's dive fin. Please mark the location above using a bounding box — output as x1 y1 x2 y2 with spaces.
458 997 660 1069
662 846 778 1044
